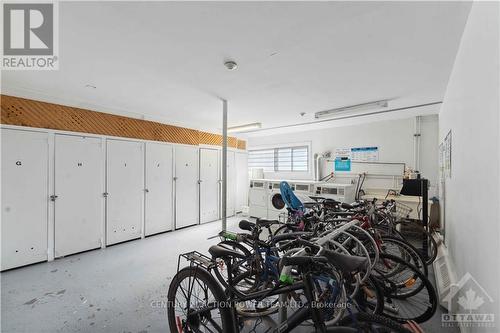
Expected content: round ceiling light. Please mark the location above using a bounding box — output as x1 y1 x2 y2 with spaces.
224 60 238 71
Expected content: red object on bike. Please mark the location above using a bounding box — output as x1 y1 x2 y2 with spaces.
175 316 183 332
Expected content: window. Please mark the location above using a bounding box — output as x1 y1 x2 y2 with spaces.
248 149 275 172
248 145 309 172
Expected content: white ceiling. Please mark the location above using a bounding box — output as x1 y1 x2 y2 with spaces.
1 1 471 136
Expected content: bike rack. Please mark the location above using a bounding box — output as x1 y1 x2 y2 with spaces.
176 251 215 274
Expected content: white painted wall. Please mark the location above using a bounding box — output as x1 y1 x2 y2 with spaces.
438 1 499 326
248 115 439 195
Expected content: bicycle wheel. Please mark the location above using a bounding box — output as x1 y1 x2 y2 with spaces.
167 266 233 333
351 275 384 315
372 254 437 323
379 236 428 276
393 221 438 266
273 224 294 236
338 312 412 332
422 231 438 265
212 240 257 293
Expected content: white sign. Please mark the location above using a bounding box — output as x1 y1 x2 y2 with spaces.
351 147 379 162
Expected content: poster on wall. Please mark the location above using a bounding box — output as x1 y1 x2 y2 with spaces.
438 142 445 180
335 148 351 159
334 147 352 172
334 158 351 172
351 147 379 162
444 130 452 178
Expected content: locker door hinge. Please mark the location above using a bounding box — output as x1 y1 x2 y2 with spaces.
50 195 58 201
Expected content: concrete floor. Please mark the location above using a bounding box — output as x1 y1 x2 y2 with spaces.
1 216 455 333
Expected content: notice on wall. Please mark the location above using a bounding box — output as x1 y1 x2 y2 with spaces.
334 158 351 172
351 147 379 162
444 131 452 178
335 148 351 159
439 142 445 180
334 147 352 172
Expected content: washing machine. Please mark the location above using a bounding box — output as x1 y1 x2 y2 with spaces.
268 180 318 220
248 179 269 218
267 181 287 221
290 180 319 195
314 183 356 203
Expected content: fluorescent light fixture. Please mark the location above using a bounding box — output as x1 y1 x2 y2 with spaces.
227 122 262 133
314 100 389 119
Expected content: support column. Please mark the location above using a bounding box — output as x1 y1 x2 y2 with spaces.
222 99 228 231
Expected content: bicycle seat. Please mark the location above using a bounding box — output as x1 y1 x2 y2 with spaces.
256 219 279 228
239 220 255 231
340 203 354 210
208 245 247 260
272 232 313 243
323 250 368 274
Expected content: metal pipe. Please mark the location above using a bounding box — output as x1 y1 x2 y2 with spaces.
414 116 421 172
240 101 442 134
221 99 228 231
314 153 322 181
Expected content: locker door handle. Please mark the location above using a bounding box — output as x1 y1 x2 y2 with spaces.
103 192 109 198
198 180 202 184
50 195 58 201
173 177 178 181
144 189 149 193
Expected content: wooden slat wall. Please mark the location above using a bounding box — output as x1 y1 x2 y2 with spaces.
0 95 246 149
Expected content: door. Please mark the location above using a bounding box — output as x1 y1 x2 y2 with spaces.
145 142 173 235
200 148 219 223
1 129 48 270
175 145 199 229
106 140 143 245
55 135 104 257
224 151 236 217
235 152 249 213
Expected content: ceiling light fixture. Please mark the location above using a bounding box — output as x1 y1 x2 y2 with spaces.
224 60 238 71
314 100 389 119
227 122 261 133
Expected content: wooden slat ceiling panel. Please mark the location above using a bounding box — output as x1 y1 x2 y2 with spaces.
1 95 245 149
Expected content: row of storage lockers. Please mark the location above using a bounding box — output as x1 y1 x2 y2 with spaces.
1 128 248 271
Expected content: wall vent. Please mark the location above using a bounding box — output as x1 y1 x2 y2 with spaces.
432 233 456 310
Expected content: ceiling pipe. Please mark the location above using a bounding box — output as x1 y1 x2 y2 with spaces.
241 101 442 134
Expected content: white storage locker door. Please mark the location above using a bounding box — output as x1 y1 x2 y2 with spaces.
1 129 48 270
54 135 104 257
145 142 173 235
174 145 199 229
200 148 219 223
106 140 144 245
225 151 236 217
235 152 248 213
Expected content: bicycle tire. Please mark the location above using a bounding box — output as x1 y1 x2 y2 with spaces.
373 254 437 323
379 236 428 276
167 266 233 333
338 312 413 332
